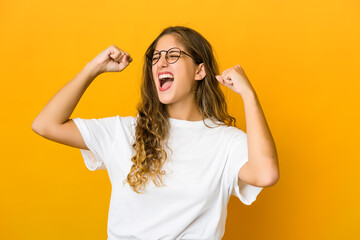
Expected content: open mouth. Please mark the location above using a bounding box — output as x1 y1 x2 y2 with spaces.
158 72 174 91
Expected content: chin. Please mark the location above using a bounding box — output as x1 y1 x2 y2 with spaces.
159 98 173 105
158 94 177 104
156 91 171 104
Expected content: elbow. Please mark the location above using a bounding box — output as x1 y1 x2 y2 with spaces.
257 167 280 187
262 157 280 187
263 173 279 187
31 121 45 136
31 122 39 133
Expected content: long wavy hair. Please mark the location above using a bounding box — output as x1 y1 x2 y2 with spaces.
123 26 237 193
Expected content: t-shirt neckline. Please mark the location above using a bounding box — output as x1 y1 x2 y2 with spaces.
168 117 220 127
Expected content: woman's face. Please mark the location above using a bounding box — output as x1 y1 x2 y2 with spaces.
151 34 202 105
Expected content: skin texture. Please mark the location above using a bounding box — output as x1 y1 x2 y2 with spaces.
216 66 279 187
152 34 206 121
151 34 279 187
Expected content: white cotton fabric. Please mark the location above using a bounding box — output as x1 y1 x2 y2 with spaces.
72 115 263 240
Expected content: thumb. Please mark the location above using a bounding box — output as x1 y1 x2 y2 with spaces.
215 75 225 85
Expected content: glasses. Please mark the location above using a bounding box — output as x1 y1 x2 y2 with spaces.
146 47 196 66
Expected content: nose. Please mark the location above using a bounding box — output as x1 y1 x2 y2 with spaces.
158 53 168 67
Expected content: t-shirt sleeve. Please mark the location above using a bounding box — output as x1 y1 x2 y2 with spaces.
227 130 263 205
72 116 121 171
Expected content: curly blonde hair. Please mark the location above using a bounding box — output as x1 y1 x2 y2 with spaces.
123 26 237 193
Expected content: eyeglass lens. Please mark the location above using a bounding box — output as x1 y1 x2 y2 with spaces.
151 48 181 65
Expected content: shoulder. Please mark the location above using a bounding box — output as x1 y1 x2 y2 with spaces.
109 115 137 133
204 120 247 144
224 125 247 143
87 115 137 132
204 117 246 135
118 115 137 125
227 125 246 136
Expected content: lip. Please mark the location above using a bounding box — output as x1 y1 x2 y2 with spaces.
157 71 174 90
158 71 174 78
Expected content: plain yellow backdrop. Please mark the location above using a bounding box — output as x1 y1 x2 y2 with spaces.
1 0 359 239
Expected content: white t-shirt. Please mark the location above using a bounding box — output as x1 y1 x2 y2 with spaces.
72 115 263 240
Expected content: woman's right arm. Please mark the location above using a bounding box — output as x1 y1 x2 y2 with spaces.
31 45 132 150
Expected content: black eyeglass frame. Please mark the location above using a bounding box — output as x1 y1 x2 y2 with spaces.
146 47 196 66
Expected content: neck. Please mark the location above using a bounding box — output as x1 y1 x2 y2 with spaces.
166 98 203 121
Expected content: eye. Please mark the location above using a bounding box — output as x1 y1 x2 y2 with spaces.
152 54 160 60
168 51 180 58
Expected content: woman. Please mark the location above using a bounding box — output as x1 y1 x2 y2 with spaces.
32 26 279 240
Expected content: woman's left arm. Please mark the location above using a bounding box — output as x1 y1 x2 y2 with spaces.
216 65 279 187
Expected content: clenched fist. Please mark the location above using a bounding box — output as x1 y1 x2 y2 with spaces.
88 45 133 74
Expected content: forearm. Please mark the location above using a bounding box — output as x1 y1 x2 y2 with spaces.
242 89 279 183
32 62 100 131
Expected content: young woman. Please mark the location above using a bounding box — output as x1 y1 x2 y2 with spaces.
32 26 279 240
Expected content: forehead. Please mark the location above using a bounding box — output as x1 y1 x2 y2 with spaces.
154 34 184 51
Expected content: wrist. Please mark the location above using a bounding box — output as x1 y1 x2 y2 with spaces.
241 87 256 100
84 61 103 78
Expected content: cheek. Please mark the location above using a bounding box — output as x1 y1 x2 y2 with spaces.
175 63 193 81
152 69 156 83
179 65 195 84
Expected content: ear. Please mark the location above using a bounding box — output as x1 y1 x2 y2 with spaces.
194 63 206 81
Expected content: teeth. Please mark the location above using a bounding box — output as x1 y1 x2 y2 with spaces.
159 74 174 80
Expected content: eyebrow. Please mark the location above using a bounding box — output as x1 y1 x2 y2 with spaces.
154 47 178 51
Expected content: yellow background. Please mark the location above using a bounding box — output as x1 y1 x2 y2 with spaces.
1 0 359 239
